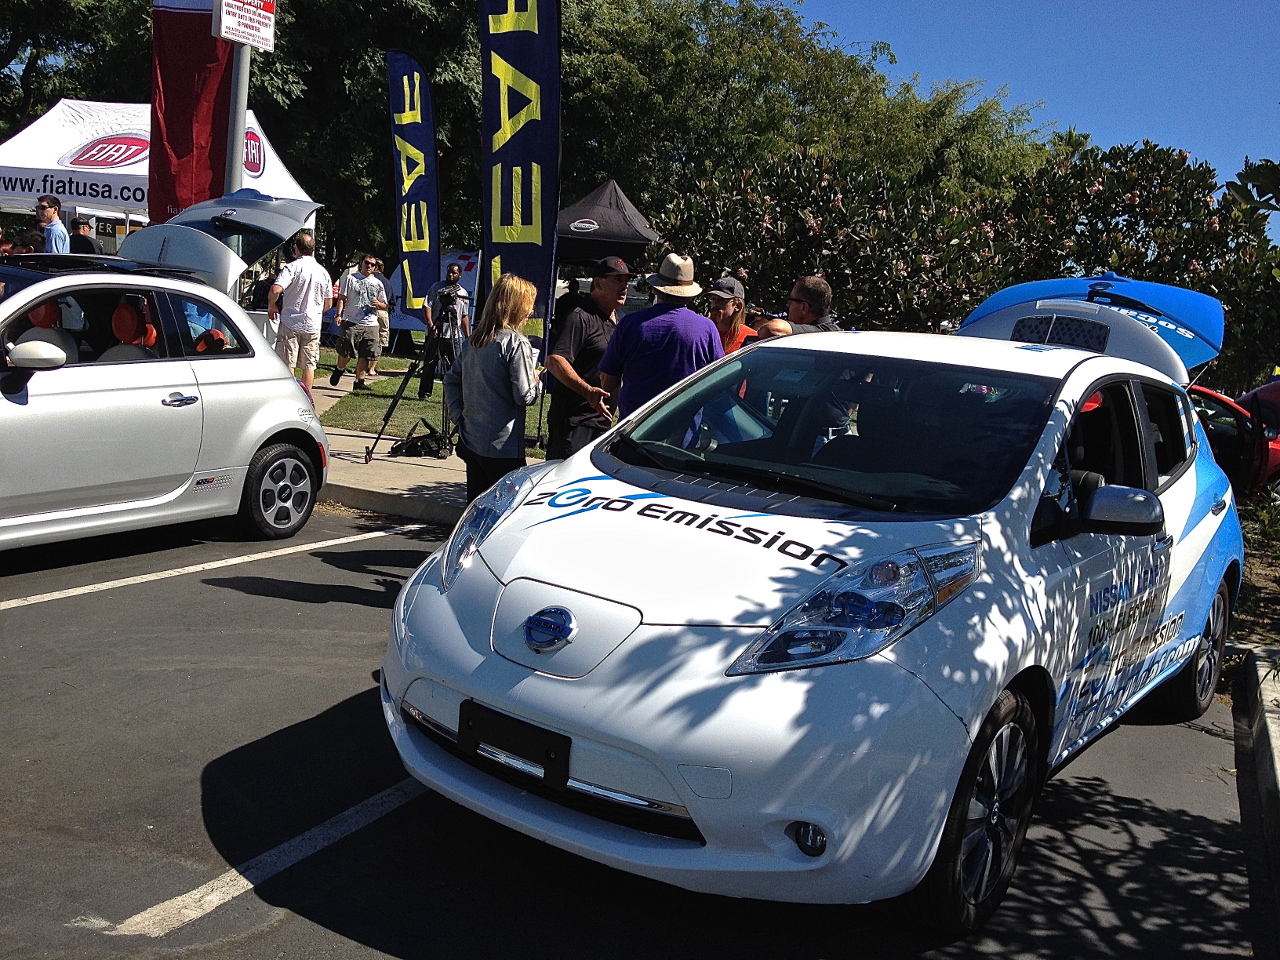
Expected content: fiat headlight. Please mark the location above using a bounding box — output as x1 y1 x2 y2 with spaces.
727 542 980 675
441 463 550 591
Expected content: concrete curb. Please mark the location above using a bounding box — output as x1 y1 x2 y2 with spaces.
1238 647 1280 909
322 482 466 527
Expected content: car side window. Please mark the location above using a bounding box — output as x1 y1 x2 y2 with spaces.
1064 382 1145 490
3 289 175 365
167 293 253 359
1136 383 1192 489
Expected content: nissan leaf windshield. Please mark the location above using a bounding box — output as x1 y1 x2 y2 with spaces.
607 347 1056 517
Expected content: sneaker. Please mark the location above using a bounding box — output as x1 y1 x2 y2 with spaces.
352 379 373 392
329 367 344 386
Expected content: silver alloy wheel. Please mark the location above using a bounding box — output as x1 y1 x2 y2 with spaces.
960 721 1029 905
1195 587 1228 703
258 455 313 530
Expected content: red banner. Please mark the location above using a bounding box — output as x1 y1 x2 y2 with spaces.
149 0 233 223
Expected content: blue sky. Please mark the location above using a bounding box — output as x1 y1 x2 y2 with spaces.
800 0 1279 189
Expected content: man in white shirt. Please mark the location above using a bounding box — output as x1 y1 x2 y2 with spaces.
267 232 332 398
329 253 387 391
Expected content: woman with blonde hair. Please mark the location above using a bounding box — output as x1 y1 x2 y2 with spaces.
444 273 543 501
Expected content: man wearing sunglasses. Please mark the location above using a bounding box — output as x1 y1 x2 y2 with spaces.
756 275 847 338
36 196 69 254
330 254 387 391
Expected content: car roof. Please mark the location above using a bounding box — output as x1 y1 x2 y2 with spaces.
755 330 1119 381
0 253 205 285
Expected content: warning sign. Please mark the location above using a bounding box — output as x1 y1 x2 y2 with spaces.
213 0 276 53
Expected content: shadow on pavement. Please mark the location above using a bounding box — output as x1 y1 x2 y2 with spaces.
202 547 431 608
201 690 1252 959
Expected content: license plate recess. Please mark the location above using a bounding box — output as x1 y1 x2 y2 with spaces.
457 699 571 790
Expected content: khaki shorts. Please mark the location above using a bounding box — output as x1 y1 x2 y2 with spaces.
274 327 320 371
376 308 390 347
339 322 382 361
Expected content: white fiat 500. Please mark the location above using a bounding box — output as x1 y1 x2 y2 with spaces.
0 190 328 551
382 274 1244 931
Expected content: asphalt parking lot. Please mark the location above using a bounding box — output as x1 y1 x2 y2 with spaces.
0 506 1270 959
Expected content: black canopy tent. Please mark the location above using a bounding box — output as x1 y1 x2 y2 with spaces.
555 179 659 264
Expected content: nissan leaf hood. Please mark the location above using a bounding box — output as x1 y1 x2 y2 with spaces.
477 465 981 627
119 189 322 294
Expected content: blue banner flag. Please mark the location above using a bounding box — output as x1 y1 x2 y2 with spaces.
386 50 439 319
479 0 561 325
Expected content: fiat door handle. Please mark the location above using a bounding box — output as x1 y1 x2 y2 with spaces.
162 393 199 408
1211 498 1227 515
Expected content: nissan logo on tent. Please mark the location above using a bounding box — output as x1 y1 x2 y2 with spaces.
60 133 150 169
569 218 600 233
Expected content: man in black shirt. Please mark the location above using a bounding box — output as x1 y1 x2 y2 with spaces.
545 256 634 459
68 216 104 255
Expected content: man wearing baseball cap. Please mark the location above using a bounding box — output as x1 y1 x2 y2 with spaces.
545 256 634 458
599 253 723 419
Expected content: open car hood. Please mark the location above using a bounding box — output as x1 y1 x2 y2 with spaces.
118 189 322 295
957 273 1223 381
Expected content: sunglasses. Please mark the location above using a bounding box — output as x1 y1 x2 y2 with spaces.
35 204 52 211
786 297 808 305
362 259 377 266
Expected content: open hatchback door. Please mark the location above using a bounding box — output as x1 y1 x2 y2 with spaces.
956 272 1224 385
118 189 322 294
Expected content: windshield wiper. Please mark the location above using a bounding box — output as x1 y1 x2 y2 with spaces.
675 458 895 511
609 434 684 471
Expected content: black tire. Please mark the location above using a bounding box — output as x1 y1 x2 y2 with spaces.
912 689 1041 933
1146 581 1229 723
239 443 317 539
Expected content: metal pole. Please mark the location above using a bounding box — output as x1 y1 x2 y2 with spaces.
224 42 251 195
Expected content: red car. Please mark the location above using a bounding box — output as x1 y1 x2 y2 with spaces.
1189 384 1280 504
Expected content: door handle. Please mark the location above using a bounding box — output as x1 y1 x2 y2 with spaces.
1153 534 1174 552
1211 498 1227 515
162 393 199 408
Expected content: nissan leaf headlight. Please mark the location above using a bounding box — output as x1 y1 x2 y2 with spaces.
727 542 980 675
440 463 552 592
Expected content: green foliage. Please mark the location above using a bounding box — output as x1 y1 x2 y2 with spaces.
1 0 151 139
1226 158 1280 213
655 139 1280 390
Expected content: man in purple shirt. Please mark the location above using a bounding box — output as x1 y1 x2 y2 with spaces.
599 253 723 418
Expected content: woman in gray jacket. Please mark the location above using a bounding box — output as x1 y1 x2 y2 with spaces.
444 273 543 501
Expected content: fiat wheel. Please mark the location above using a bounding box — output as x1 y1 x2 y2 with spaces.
913 689 1041 933
1148 581 1229 723
240 442 317 539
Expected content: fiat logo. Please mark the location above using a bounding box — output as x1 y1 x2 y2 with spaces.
243 129 265 178
523 607 577 654
61 134 149 169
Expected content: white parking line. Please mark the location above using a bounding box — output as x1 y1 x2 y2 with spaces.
84 778 429 938
0 525 427 611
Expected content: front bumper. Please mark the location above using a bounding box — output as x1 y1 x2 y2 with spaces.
381 554 971 904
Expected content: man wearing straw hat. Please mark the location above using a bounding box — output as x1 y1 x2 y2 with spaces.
599 253 723 419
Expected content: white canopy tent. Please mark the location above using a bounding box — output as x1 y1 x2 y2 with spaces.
0 99 310 221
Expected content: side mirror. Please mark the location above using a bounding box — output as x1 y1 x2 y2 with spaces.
8 339 68 370
1 340 67 396
1079 485 1165 537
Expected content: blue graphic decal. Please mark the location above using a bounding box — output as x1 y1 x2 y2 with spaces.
1181 424 1230 543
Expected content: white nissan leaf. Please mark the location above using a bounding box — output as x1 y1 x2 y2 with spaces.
381 273 1244 931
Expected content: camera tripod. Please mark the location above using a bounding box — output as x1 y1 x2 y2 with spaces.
363 329 456 463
